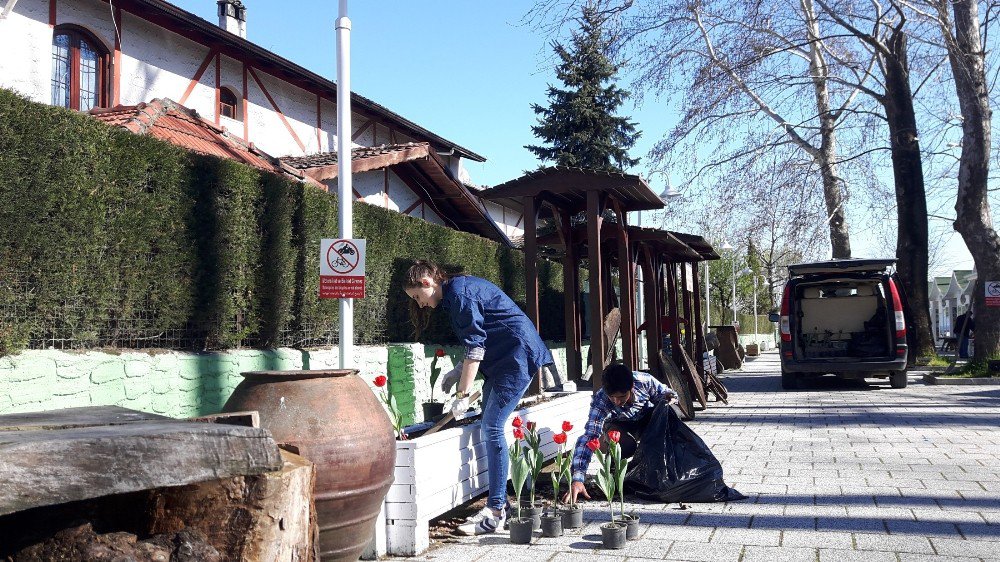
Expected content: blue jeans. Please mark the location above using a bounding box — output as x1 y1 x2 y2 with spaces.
480 372 532 511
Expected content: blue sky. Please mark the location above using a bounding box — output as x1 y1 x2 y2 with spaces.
170 0 674 188
169 0 974 276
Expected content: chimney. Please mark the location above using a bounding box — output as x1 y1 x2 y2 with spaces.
217 0 246 38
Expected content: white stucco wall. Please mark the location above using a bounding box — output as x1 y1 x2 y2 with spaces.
1 0 59 104
1 0 404 160
484 200 524 240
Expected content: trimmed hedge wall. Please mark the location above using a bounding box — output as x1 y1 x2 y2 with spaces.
0 89 565 354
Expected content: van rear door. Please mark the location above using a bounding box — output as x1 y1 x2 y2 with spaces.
788 259 896 276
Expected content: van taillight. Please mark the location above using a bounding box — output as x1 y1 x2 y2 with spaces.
888 278 906 340
779 283 791 342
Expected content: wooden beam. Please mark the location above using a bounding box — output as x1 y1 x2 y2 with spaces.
0 406 283 516
692 263 706 380
612 200 635 370
587 190 605 391
179 48 217 105
666 262 681 364
524 195 541 395
681 262 695 362
641 244 659 376
561 209 582 381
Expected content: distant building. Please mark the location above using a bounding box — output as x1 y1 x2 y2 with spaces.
928 269 976 345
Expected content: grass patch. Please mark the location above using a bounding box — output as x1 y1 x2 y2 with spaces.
942 361 999 378
915 355 952 367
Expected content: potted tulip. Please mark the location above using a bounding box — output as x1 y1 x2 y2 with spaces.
590 437 626 549
373 375 406 440
422 348 447 420
520 418 544 531
554 421 583 528
609 431 640 539
507 426 534 544
540 426 569 538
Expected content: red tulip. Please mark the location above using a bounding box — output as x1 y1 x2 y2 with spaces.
513 427 524 440
526 421 537 432
435 348 445 357
586 438 600 452
373 375 387 387
553 432 567 445
608 430 621 444
562 421 573 432
512 416 523 428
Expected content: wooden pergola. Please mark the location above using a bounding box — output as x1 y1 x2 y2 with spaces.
479 167 664 393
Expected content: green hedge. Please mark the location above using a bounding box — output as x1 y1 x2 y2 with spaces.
0 89 565 353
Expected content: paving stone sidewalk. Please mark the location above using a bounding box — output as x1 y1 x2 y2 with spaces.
395 353 1000 561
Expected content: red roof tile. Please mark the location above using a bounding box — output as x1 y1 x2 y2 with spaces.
90 99 289 176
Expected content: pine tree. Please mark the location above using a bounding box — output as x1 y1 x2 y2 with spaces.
525 4 640 172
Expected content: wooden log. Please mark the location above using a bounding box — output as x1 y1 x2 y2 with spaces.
0 407 283 516
147 449 317 562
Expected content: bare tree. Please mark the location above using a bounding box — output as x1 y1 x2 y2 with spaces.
528 0 857 257
909 0 1000 360
813 0 937 360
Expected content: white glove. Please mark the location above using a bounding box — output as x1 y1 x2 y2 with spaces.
440 365 461 393
450 396 470 418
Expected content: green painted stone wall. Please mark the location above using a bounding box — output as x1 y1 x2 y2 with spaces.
0 346 389 417
0 343 586 420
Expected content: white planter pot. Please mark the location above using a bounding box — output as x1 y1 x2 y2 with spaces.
382 391 591 556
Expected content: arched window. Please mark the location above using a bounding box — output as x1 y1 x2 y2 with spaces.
51 25 110 111
219 87 239 120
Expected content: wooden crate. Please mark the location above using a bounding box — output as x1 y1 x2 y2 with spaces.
383 391 592 556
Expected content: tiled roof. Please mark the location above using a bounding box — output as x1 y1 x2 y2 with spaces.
90 99 290 176
281 143 429 171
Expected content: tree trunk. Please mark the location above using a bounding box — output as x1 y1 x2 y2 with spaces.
880 32 936 362
943 0 1000 361
803 0 852 258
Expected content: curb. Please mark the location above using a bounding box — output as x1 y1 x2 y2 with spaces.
922 374 1000 386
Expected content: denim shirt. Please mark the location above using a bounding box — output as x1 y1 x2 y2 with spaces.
570 371 674 482
441 275 553 380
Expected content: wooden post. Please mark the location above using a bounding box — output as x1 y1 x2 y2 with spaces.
640 244 658 374
692 262 706 378
613 201 635 371
587 190 605 391
681 261 695 360
666 262 682 363
523 195 541 395
560 210 582 381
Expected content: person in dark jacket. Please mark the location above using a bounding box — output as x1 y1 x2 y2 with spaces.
956 310 975 359
404 260 554 535
564 364 677 503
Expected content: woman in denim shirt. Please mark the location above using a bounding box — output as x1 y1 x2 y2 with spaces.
404 260 553 535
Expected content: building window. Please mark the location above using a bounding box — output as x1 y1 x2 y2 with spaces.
219 87 239 120
52 25 110 111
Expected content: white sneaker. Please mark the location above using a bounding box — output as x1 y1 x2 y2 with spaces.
457 506 506 536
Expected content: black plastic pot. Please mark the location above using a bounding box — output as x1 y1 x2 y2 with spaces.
560 505 584 529
508 517 534 544
421 401 444 421
601 522 627 549
540 512 563 537
622 513 641 540
518 502 542 531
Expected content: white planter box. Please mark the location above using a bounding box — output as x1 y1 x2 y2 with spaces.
383 391 592 556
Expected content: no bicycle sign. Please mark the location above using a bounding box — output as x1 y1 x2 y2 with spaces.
319 239 366 299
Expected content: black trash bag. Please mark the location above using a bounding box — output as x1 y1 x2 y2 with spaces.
624 401 747 503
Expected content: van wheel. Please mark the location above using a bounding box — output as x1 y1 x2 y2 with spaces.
781 370 800 390
889 370 908 389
